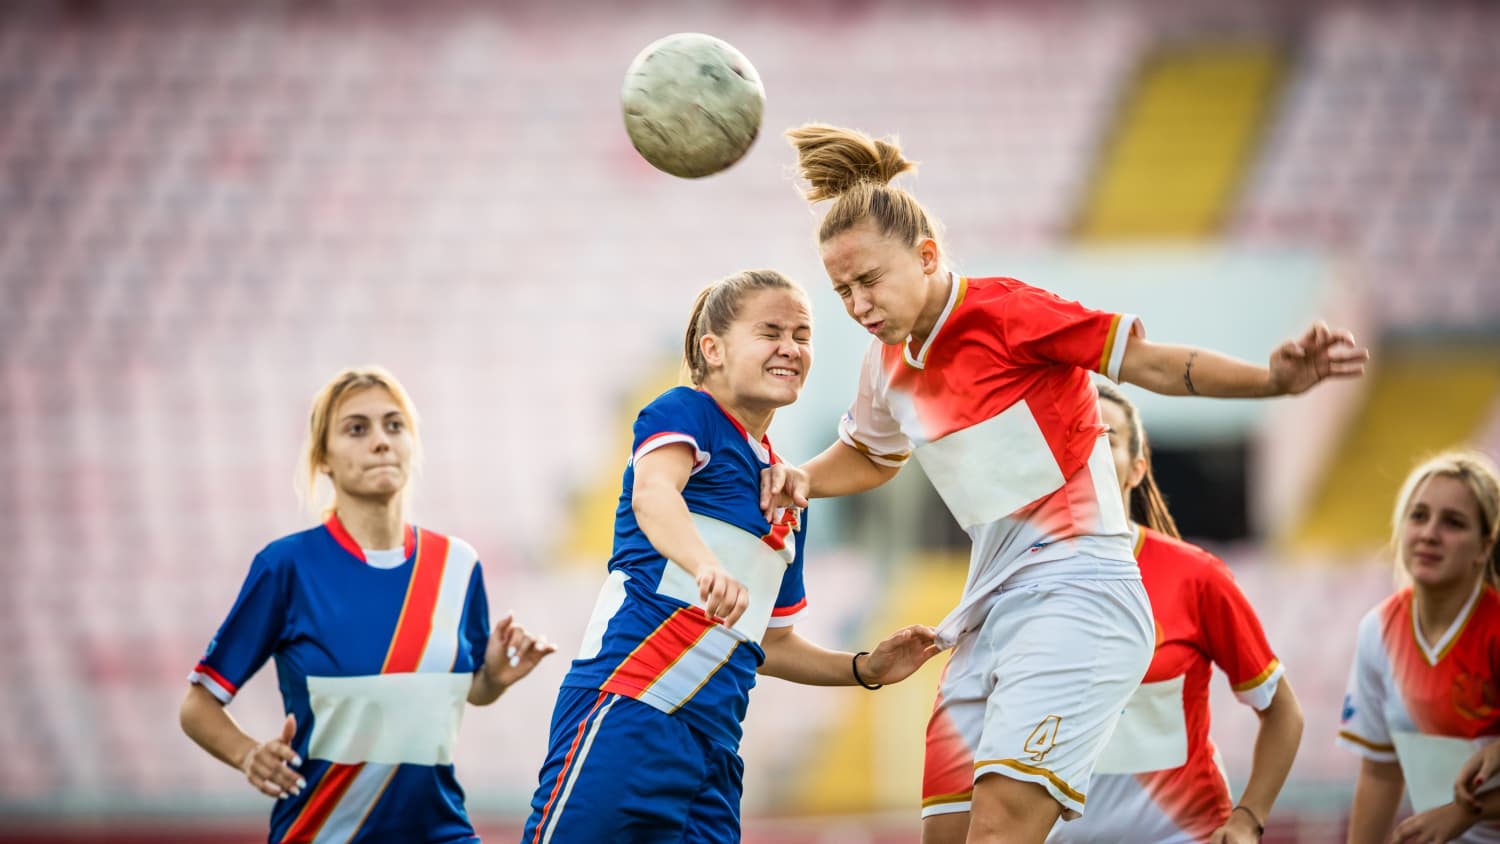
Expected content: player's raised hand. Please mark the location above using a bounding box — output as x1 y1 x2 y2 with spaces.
858 625 941 686
1268 320 1369 395
481 612 557 690
698 564 749 628
759 462 810 521
240 714 304 800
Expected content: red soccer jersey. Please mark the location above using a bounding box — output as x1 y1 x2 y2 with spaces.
1052 526 1282 844
1338 583 1500 839
838 275 1141 646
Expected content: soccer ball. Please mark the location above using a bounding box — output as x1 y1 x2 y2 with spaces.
621 33 765 179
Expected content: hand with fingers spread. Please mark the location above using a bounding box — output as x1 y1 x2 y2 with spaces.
1268 320 1370 395
759 462 810 522
1456 739 1500 811
239 714 305 800
482 612 557 686
697 564 749 628
857 625 941 686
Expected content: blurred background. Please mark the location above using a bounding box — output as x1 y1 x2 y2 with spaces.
1 0 1497 841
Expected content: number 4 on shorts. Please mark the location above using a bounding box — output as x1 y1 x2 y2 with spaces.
1023 715 1062 762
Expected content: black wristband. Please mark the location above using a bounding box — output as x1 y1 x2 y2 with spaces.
1232 805 1264 839
852 651 882 690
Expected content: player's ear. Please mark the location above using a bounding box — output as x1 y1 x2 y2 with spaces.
917 237 941 276
700 333 724 370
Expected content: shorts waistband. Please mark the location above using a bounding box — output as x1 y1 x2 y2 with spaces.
999 555 1142 591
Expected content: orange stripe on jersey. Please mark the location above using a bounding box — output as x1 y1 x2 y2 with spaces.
600 609 716 699
381 530 450 674
1232 658 1281 693
979 758 1086 804
1097 313 1123 375
844 433 912 464
1338 729 1395 753
280 762 364 844
921 790 974 808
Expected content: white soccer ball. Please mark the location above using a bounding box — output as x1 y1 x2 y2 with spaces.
621 33 765 179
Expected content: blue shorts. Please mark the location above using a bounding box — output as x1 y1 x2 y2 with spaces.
521 687 744 844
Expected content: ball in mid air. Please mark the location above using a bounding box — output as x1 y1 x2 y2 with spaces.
621 33 765 179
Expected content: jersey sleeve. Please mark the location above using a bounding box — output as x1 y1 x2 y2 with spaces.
837 341 912 467
996 284 1140 383
632 388 711 473
1336 608 1397 762
188 551 289 704
768 505 809 628
458 561 491 673
1196 556 1282 711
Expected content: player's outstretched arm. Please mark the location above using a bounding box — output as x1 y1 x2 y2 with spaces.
469 611 557 706
633 443 749 626
759 441 900 520
1120 321 1369 399
179 685 305 800
758 624 939 686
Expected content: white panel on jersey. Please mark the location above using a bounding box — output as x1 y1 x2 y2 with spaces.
576 569 630 661
1093 674 1189 775
656 513 790 644
915 403 1066 530
1084 436 1129 536
417 539 480 673
641 624 741 713
306 673 471 766
1394 731 1496 812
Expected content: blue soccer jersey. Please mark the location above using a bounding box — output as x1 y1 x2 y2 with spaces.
188 516 489 844
562 386 810 749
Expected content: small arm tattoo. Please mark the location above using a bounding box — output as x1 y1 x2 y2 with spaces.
1184 351 1199 396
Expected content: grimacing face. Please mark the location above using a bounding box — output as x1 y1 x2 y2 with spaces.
820 222 935 346
701 287 813 413
321 386 413 504
1401 473 1493 590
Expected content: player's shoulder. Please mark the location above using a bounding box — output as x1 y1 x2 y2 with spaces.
1361 587 1413 638
639 385 714 420
1139 526 1224 575
415 527 479 565
255 524 333 567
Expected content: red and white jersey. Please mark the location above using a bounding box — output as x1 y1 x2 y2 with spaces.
1339 582 1500 841
839 274 1140 646
1050 526 1282 844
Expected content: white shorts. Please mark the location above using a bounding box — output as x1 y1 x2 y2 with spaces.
921 571 1153 821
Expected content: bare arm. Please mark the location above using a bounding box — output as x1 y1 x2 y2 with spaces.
804 440 903 498
1120 322 1368 398
1346 758 1405 844
1212 680 1304 843
758 624 939 686
759 440 902 519
179 685 303 799
633 444 749 626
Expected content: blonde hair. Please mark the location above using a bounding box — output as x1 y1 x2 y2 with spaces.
297 366 421 515
786 124 943 249
1391 450 1500 587
681 270 806 386
1095 381 1182 540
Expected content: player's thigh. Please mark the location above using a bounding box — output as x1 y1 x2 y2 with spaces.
679 736 746 844
968 773 1062 844
524 689 706 844
974 578 1153 820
